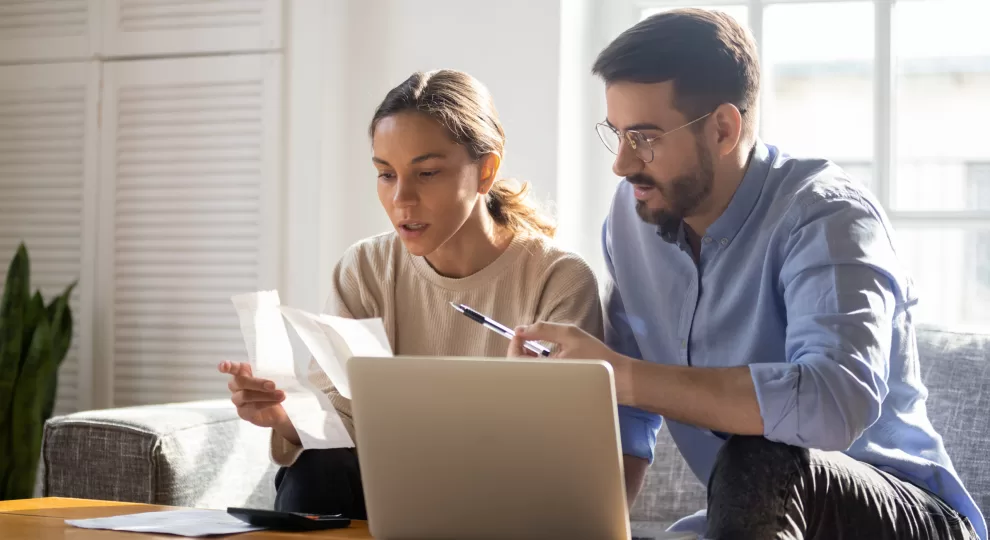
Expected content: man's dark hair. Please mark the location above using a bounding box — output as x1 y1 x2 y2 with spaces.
592 8 760 134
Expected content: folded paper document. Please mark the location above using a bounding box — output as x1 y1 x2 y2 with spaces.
67 509 262 537
231 291 391 450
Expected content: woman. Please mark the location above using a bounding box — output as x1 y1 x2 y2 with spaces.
219 69 603 517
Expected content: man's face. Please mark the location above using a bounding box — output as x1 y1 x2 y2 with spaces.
604 81 714 226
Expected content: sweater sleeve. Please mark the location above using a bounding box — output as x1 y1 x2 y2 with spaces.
270 245 375 466
534 253 605 342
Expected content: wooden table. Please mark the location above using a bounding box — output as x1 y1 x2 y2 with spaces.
0 497 372 539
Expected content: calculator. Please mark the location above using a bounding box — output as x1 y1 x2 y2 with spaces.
226 507 351 531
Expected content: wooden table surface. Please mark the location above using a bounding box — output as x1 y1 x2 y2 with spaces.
0 497 372 539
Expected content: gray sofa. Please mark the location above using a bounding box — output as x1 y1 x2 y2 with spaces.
42 325 989 530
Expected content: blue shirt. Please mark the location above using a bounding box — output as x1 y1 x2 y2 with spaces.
604 141 986 538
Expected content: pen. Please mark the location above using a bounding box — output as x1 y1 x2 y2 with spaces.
449 302 552 357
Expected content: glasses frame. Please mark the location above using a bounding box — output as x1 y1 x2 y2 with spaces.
595 112 713 163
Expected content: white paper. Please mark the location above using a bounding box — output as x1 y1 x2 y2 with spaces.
278 307 392 399
231 290 297 390
232 292 354 450
66 509 263 537
280 392 354 449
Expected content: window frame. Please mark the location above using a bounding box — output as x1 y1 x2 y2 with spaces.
613 0 990 230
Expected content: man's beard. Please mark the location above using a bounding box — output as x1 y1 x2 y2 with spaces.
630 138 714 226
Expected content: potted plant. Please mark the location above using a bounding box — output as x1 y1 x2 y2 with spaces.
0 243 75 500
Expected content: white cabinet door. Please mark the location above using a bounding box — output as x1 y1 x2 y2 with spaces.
101 0 282 57
98 55 281 406
0 62 100 413
0 0 100 62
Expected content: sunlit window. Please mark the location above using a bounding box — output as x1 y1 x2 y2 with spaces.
636 0 990 326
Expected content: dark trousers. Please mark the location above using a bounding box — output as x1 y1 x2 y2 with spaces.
273 448 367 519
706 436 979 539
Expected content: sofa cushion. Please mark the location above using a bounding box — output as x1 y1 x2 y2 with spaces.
630 324 990 527
916 325 990 520
43 400 278 508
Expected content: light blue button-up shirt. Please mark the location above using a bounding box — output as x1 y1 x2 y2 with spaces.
605 141 986 538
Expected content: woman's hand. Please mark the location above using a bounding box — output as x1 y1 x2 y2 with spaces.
218 361 300 445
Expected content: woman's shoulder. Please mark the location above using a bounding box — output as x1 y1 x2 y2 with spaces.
335 231 404 277
340 231 402 262
512 234 598 287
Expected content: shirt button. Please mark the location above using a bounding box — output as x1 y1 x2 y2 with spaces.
703 237 713 244
720 238 728 246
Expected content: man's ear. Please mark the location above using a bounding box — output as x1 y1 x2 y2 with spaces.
711 103 744 157
478 152 501 194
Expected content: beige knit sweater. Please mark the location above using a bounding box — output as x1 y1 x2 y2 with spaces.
270 231 604 466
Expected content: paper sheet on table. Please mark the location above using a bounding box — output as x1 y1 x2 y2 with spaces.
66 509 263 537
278 306 392 400
231 291 354 450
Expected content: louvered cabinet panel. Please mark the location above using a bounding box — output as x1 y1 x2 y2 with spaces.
0 63 99 414
0 0 99 62
99 55 280 407
102 0 282 57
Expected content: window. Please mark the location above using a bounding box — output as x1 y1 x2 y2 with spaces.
622 0 990 326
966 163 990 323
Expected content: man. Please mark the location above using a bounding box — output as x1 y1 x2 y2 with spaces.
510 9 985 540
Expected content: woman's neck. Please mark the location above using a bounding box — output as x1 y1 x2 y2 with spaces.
425 205 513 279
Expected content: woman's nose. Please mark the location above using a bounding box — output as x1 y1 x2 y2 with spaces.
393 176 417 207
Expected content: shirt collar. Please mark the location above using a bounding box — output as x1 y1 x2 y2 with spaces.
656 139 774 246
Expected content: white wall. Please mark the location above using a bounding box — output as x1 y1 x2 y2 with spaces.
283 0 566 334
314 0 564 300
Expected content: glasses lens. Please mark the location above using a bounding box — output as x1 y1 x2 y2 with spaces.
596 123 620 155
628 132 654 163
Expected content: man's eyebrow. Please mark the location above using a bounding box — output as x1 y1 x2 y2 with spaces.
604 119 663 132
372 156 390 166
626 122 663 131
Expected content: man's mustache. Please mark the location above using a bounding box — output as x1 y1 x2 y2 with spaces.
625 174 657 188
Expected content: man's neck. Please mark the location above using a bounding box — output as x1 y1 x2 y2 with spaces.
684 143 756 239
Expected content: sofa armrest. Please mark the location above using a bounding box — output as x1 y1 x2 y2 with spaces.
42 400 278 509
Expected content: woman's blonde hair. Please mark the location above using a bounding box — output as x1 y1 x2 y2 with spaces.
369 70 556 238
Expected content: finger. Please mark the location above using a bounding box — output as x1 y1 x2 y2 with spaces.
507 335 527 357
514 322 573 343
231 389 285 408
223 362 254 378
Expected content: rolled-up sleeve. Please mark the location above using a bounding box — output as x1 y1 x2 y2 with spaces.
603 220 664 462
751 195 897 452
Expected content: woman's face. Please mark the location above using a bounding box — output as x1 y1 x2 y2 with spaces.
372 112 496 257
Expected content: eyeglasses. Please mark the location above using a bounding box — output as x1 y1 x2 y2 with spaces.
595 112 712 164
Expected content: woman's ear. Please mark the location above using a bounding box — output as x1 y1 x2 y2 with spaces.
478 153 501 195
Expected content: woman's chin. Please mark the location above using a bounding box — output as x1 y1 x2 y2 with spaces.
395 231 434 257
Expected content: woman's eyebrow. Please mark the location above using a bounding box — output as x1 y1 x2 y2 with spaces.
410 152 446 164
372 152 447 166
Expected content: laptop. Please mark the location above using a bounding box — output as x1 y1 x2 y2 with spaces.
347 355 631 540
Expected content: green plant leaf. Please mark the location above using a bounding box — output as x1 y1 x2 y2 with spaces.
4 318 53 500
0 243 30 499
41 281 75 422
21 292 45 367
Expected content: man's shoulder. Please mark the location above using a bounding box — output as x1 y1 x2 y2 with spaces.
766 149 886 227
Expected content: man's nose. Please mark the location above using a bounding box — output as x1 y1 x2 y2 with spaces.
612 137 644 178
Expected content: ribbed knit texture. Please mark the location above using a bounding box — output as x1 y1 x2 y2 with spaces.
271 231 604 465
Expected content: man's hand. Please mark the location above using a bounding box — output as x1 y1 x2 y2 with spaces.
218 361 300 445
509 322 636 406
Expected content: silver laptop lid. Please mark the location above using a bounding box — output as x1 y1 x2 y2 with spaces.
348 356 630 540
